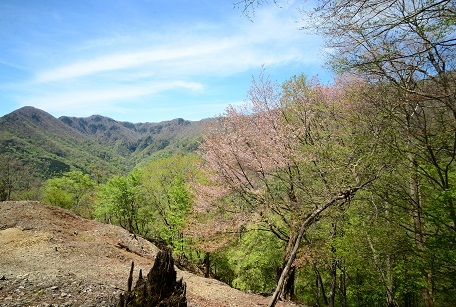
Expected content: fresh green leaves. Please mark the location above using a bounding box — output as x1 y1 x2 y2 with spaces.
43 170 95 214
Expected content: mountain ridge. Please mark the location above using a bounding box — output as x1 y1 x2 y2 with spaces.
0 106 209 180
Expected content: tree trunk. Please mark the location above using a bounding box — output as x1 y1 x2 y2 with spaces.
314 265 328 306
275 265 295 301
204 252 211 278
385 202 397 307
118 250 187 306
409 159 433 307
328 222 338 307
328 257 337 307
268 184 371 307
277 229 297 301
314 268 321 307
338 267 347 307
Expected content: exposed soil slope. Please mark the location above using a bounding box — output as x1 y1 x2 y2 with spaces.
0 201 300 307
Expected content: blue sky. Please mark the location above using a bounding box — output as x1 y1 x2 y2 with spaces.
0 0 331 123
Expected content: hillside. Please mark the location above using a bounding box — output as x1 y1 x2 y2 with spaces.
0 107 209 179
60 114 209 166
0 107 121 179
0 201 300 307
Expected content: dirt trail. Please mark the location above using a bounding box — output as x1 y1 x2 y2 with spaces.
0 201 300 307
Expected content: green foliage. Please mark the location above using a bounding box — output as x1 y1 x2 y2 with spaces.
43 182 73 208
94 169 146 234
93 154 203 262
421 171 456 306
140 154 202 255
156 183 191 247
210 252 236 285
43 170 95 215
226 230 285 293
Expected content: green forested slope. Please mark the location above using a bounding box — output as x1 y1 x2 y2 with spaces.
0 106 208 180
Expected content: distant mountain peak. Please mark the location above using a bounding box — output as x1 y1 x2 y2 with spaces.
9 106 51 117
0 106 210 179
2 106 75 131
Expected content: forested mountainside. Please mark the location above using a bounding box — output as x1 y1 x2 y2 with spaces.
0 106 208 179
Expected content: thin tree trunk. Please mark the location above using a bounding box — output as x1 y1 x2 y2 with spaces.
204 252 211 278
328 255 337 307
328 223 338 307
268 182 374 307
385 202 397 307
314 265 321 306
366 229 397 307
403 98 435 307
409 158 433 307
338 266 347 307
314 265 328 306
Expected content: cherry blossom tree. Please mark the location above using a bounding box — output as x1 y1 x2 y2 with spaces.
193 72 381 305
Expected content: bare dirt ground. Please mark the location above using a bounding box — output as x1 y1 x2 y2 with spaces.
0 201 301 307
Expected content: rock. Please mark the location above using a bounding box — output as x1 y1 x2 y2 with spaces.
50 285 59 290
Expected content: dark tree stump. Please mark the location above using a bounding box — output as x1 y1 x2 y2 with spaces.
118 250 187 306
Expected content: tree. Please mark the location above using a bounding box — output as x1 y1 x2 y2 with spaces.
141 154 202 257
193 72 380 305
43 170 95 215
94 169 145 234
227 230 285 293
94 154 201 260
0 155 21 201
0 155 37 201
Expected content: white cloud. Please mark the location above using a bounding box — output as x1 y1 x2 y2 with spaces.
19 80 204 116
34 3 323 84
34 42 235 83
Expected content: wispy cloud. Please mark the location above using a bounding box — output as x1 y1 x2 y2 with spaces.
0 59 27 71
4 1 326 122
34 3 322 84
19 80 203 116
34 40 238 83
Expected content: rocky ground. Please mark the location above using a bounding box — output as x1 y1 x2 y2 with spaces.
0 201 300 307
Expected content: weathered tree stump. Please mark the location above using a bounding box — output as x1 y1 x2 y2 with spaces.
118 250 187 306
